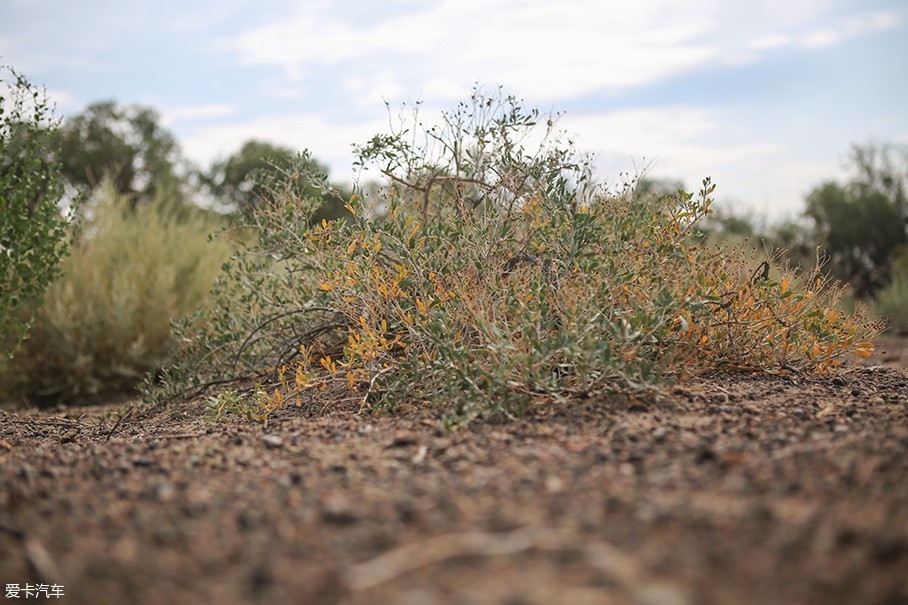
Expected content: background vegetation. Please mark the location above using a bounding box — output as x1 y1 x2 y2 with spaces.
0 183 231 403
0 68 902 410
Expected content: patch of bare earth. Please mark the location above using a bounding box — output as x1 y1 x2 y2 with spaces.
1 355 907 604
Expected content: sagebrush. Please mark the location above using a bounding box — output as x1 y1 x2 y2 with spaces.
149 89 881 425
874 248 908 334
0 183 231 404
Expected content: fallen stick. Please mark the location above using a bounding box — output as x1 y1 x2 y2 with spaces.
344 526 641 593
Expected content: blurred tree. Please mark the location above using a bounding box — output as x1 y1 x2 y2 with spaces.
766 218 814 269
204 140 299 210
0 66 70 352
706 208 756 238
633 176 685 204
805 143 907 297
205 139 353 222
55 101 184 204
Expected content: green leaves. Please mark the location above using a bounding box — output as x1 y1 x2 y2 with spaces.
0 66 70 355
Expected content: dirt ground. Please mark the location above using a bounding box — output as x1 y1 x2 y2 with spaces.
1 341 907 605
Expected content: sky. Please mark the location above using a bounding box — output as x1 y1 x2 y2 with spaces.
1 0 907 220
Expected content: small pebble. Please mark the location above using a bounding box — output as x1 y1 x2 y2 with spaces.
260 434 283 449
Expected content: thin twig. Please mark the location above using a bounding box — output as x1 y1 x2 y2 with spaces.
230 307 336 375
143 432 210 440
362 366 394 410
270 323 347 383
103 405 133 443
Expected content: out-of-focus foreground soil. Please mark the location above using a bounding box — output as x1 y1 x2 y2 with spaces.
1 341 907 605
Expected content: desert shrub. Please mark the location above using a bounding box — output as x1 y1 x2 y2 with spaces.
149 89 881 425
1 66 71 352
0 183 231 404
874 248 908 334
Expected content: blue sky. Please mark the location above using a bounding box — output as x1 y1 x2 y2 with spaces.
2 0 906 219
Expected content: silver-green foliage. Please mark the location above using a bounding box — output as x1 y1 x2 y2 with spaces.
148 88 881 425
0 67 70 353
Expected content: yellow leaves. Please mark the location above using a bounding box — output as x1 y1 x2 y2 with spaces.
319 283 333 291
319 355 338 374
364 263 414 302
684 256 883 374
344 196 358 217
672 315 690 333
852 342 875 357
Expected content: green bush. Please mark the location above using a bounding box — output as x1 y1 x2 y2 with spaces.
874 248 908 334
1 66 70 352
150 89 882 425
0 183 231 404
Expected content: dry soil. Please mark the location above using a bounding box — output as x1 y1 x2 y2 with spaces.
1 345 907 605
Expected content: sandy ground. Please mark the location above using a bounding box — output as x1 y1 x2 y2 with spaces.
1 343 907 605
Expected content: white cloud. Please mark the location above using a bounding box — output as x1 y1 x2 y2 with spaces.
563 107 778 176
801 29 841 48
221 0 902 105
225 0 720 100
798 10 900 49
749 33 793 51
162 104 237 123
557 106 835 217
342 70 406 107
561 106 721 159
44 88 76 111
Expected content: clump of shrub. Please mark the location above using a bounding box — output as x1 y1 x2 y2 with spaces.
149 89 882 425
0 183 231 404
874 248 908 334
1 66 71 352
